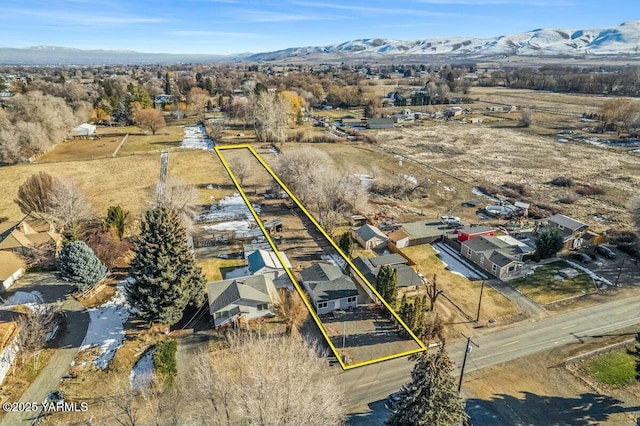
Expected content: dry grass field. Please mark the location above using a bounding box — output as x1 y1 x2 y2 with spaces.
372 122 639 231
0 147 228 222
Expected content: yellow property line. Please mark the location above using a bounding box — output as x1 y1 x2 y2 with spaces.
215 144 426 370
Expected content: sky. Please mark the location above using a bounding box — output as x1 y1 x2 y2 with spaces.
0 0 638 54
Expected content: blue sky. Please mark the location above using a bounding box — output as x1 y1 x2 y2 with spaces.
1 0 637 54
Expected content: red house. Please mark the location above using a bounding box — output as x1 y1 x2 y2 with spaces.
457 226 497 243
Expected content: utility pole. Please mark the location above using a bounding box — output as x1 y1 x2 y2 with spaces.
476 280 485 322
458 333 479 392
615 258 625 286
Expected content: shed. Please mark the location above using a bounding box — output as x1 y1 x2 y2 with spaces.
70 123 96 138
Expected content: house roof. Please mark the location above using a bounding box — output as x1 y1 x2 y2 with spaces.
0 230 33 250
514 201 530 209
206 275 276 314
548 214 588 232
495 235 534 253
0 251 25 281
352 256 420 288
388 229 410 241
247 249 291 273
400 219 445 240
264 218 283 228
462 236 510 253
301 263 344 283
301 263 358 302
25 231 61 246
353 224 387 242
369 253 407 268
458 226 496 236
488 250 523 268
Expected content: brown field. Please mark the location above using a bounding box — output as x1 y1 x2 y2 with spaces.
117 125 186 155
0 149 228 222
372 122 639 231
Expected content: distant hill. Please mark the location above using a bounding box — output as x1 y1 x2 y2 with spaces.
1 21 639 65
0 46 247 65
247 21 640 62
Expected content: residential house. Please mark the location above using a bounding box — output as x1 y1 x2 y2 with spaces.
396 219 445 246
206 275 280 327
0 252 25 291
301 263 359 315
366 118 394 129
444 106 463 118
388 228 411 249
351 224 388 250
456 226 497 243
546 214 593 250
351 254 422 294
246 249 293 289
70 123 96 138
0 214 61 256
460 236 530 279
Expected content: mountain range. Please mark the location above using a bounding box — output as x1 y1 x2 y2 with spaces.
1 21 639 65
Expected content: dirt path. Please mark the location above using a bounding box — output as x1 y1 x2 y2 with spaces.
1 298 88 426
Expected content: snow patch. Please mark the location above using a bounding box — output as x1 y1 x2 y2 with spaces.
180 124 214 150
472 187 500 202
80 280 131 370
321 254 346 270
400 174 418 185
130 348 155 391
198 193 261 222
3 291 44 307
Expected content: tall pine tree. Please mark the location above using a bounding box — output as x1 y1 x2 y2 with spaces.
128 207 205 325
387 346 467 426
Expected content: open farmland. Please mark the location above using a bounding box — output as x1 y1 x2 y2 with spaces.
372 122 639 231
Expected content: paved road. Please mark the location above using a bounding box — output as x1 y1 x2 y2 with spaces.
342 293 640 421
1 298 88 426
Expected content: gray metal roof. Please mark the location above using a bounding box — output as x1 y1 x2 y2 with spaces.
489 250 523 268
462 236 510 253
400 219 446 240
353 224 387 242
206 275 273 314
301 263 345 282
351 256 420 288
458 226 496 235
548 214 588 232
301 263 358 302
369 253 407 267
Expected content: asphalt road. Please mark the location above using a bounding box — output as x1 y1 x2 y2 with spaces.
0 274 89 426
343 293 640 422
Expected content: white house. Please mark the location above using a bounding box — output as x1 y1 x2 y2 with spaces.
246 249 293 289
351 224 388 250
301 263 359 315
0 252 25 291
206 275 280 327
70 123 96 138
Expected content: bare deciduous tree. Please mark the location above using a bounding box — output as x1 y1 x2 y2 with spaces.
47 179 95 239
228 156 251 186
152 177 198 229
520 108 534 127
426 274 444 311
189 334 346 426
251 91 290 143
275 288 308 336
16 302 56 367
275 147 366 236
187 87 209 120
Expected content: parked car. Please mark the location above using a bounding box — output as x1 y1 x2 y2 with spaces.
440 215 461 224
595 245 616 259
570 252 591 263
386 392 403 410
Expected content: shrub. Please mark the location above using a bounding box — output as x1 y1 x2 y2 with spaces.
576 185 605 196
502 182 530 197
549 176 574 187
617 243 640 259
153 338 177 386
557 195 578 204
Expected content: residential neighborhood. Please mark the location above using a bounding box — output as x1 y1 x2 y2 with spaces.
0 9 639 425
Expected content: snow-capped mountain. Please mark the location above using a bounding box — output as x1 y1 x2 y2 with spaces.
247 21 640 61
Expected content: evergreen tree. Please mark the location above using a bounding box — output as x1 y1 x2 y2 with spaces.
338 232 354 258
127 207 205 326
104 205 129 240
57 241 107 291
376 265 398 307
535 227 565 259
387 346 467 426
